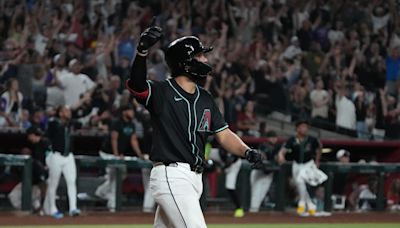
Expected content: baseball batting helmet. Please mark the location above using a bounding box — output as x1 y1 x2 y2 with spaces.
165 36 213 79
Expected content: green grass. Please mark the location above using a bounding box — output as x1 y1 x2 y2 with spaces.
2 224 399 228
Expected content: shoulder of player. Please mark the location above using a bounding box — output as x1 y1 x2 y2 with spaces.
146 79 167 90
41 137 52 146
48 117 60 125
307 135 319 142
197 86 214 99
286 135 296 142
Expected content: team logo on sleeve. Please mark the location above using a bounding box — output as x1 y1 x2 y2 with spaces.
198 109 211 132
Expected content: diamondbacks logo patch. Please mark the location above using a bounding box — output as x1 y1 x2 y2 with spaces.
198 109 211 132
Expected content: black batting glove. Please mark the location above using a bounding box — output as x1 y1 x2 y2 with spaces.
245 149 263 169
137 26 163 55
245 148 262 163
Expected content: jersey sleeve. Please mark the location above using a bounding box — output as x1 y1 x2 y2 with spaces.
126 79 150 105
43 138 52 151
283 136 295 150
313 137 322 150
126 80 163 114
210 97 228 133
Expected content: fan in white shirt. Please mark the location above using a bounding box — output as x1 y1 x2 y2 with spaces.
59 59 96 107
335 84 356 130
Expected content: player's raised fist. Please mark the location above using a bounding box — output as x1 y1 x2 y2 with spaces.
137 26 163 55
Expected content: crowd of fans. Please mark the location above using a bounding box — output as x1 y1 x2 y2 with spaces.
0 0 400 140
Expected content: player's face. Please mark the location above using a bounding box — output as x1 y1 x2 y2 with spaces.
28 134 40 143
123 109 134 120
339 156 350 164
296 123 308 136
60 106 71 120
269 136 278 144
194 53 208 63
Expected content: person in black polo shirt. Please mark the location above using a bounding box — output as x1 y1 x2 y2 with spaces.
95 105 143 212
44 105 80 218
277 120 327 216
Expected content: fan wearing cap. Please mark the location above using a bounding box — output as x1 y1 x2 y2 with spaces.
8 126 50 213
332 149 351 204
336 149 350 163
95 105 144 212
126 24 262 226
57 58 96 107
50 54 69 84
277 120 326 216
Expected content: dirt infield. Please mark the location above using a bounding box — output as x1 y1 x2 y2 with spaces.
0 211 399 226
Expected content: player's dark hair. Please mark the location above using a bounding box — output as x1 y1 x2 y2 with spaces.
55 105 64 117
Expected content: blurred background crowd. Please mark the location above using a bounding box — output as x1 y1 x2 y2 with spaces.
0 0 400 140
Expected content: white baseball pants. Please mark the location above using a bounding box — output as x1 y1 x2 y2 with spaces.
208 148 242 190
150 163 206 228
224 158 242 190
43 152 78 215
292 160 316 210
249 170 273 212
141 168 155 212
96 151 127 210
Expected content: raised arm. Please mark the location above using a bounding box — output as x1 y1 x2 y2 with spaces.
126 26 162 95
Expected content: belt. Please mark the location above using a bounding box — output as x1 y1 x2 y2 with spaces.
153 162 204 174
54 151 70 157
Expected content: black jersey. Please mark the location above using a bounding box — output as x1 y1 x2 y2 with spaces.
46 118 73 156
136 79 228 166
102 118 136 155
283 135 322 163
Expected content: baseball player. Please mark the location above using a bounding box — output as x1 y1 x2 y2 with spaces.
277 120 327 216
126 25 262 227
249 130 279 213
44 105 80 218
95 105 144 212
8 126 49 212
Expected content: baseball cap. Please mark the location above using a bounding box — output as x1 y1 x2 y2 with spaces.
291 36 299 43
53 54 61 63
68 58 78 68
26 126 44 136
295 119 309 127
336 149 350 160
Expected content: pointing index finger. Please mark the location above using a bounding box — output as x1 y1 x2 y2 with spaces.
150 16 157 27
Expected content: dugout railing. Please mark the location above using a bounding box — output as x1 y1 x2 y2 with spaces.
3 153 400 213
0 154 32 211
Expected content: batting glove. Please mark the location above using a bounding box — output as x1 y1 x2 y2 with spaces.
245 148 262 162
137 26 163 55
